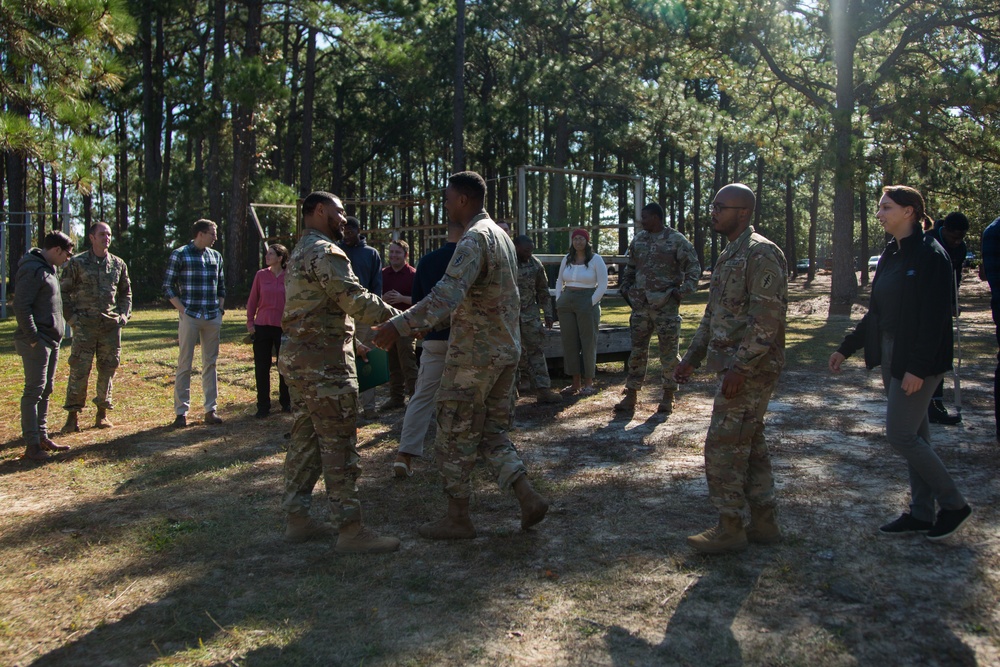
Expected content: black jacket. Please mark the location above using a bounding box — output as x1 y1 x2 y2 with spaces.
14 249 65 347
837 228 954 380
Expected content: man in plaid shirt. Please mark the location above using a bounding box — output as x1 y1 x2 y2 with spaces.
163 219 226 427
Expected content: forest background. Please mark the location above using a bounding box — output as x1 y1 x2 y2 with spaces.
2 0 1000 312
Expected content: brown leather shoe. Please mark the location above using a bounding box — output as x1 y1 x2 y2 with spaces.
204 411 223 425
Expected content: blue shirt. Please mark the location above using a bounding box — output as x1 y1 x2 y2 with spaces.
338 239 382 295
163 242 226 318
982 217 1000 298
411 242 456 342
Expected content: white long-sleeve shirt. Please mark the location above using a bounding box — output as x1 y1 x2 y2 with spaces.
555 253 608 306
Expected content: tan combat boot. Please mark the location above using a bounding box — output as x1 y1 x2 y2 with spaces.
687 515 748 554
746 505 782 544
537 387 562 404
284 513 336 543
61 412 80 434
512 475 549 530
657 389 674 414
95 407 114 429
335 521 400 554
614 388 638 412
419 497 477 540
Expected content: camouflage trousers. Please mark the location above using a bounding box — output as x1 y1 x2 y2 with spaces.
704 369 781 521
282 380 362 526
517 316 552 389
435 362 527 499
625 305 681 392
64 318 122 412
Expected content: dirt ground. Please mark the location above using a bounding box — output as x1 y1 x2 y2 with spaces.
0 273 998 666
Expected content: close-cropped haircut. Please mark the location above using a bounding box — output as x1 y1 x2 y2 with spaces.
641 202 664 220
344 216 361 230
301 191 338 216
882 185 928 228
89 222 111 236
42 231 74 252
941 212 970 232
448 171 487 203
192 219 217 237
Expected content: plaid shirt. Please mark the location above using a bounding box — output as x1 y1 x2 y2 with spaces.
163 242 226 318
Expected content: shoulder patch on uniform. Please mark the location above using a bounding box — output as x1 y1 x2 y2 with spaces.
761 270 776 290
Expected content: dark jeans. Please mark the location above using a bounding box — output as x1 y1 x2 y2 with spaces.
15 339 59 445
253 325 290 412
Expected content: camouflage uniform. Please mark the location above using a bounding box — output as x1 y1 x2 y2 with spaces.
516 255 554 389
390 213 528 499
60 249 132 412
619 227 700 392
278 228 400 524
681 225 787 521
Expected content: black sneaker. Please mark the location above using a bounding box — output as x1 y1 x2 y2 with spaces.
927 505 972 541
172 414 187 428
879 512 933 534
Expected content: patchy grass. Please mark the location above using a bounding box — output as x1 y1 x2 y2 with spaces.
0 275 998 666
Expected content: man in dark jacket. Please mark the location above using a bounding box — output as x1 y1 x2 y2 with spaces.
14 231 75 460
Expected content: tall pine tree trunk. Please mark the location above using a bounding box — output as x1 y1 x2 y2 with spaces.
207 0 226 226
452 0 466 172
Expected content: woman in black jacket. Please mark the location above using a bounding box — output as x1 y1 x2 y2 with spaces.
829 185 972 541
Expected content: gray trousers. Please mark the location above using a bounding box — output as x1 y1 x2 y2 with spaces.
880 336 966 522
16 339 59 445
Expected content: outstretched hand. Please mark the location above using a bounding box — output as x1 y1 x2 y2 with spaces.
372 321 400 349
674 360 694 384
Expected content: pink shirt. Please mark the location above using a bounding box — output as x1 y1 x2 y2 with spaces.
247 268 286 328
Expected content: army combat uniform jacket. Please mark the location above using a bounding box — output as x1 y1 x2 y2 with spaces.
619 227 701 310
683 226 787 377
279 228 400 394
517 255 553 322
391 212 521 368
61 250 132 327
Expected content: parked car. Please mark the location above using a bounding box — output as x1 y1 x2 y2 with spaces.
868 255 880 271
796 258 811 272
965 252 977 268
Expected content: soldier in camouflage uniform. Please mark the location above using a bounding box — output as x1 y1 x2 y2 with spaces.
675 184 788 554
616 203 700 414
60 222 132 432
514 235 561 404
278 191 402 554
373 171 549 539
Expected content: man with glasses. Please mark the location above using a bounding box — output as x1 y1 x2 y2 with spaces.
14 231 75 460
675 184 788 554
616 202 700 414
60 222 132 432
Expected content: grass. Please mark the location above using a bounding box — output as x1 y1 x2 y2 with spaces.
0 275 998 665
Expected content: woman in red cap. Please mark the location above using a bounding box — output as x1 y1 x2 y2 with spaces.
555 228 608 395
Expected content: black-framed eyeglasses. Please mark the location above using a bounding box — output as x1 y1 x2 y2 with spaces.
709 203 748 213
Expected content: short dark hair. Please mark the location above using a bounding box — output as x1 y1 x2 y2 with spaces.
344 216 361 230
301 191 338 216
941 212 970 233
192 219 217 237
513 234 533 247
88 222 111 236
641 202 664 221
269 243 290 269
448 171 487 203
42 231 73 252
390 239 409 255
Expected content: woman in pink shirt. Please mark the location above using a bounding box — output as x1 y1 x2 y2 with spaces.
247 244 290 417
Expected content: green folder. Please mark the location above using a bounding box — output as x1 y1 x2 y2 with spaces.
357 348 390 391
